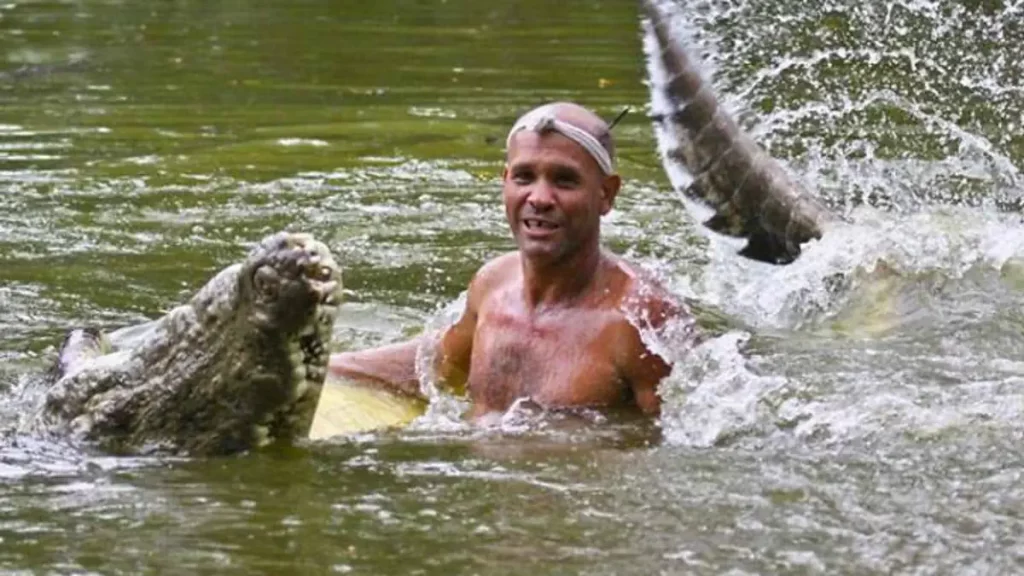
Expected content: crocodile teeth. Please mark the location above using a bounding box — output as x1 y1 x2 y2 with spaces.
317 280 339 301
307 365 325 383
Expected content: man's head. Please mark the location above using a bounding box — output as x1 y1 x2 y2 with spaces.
502 102 622 264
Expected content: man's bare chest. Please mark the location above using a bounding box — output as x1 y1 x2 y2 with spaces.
466 308 629 413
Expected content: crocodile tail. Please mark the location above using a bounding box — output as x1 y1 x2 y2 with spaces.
51 327 111 380
641 0 833 264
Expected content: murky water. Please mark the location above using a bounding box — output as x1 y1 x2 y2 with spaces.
2 0 1023 573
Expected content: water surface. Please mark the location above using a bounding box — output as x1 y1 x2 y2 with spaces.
2 0 1024 573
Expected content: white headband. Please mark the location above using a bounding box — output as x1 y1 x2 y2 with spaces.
505 108 615 175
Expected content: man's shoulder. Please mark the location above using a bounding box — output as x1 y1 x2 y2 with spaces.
466 251 519 303
611 256 689 327
477 251 520 276
474 251 519 285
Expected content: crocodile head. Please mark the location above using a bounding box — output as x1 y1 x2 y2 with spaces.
238 232 343 439
40 231 344 455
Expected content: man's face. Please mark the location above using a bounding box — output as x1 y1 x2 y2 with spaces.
502 130 619 264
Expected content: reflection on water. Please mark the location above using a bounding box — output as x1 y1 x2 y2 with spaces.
2 0 1024 573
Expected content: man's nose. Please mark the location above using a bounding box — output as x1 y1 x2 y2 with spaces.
526 179 555 210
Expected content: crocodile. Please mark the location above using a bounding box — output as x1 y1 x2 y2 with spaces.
18 231 342 456
642 0 836 264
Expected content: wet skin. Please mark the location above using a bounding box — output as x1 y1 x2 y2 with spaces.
446 250 679 418
329 104 688 419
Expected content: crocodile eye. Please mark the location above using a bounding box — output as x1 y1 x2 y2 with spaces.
253 266 280 299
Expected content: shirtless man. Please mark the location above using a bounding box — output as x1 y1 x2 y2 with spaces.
328 102 691 419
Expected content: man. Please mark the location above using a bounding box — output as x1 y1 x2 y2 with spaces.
328 102 693 420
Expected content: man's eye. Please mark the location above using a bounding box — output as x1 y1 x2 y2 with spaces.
554 174 580 188
512 172 533 184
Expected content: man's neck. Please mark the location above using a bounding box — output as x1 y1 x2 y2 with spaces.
520 243 604 310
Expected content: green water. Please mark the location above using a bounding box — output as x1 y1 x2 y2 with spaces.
0 0 664 343
3 0 1024 573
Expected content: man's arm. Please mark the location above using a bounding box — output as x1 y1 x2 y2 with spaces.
328 282 481 400
623 346 672 416
619 289 697 416
328 338 426 398
432 304 476 396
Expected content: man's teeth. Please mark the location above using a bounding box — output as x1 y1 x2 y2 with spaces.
525 219 556 229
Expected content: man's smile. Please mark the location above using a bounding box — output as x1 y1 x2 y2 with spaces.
522 218 560 235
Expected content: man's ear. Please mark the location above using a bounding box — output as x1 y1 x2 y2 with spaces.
599 174 622 215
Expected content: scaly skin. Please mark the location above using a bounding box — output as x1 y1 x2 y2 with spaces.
642 0 835 264
27 232 342 456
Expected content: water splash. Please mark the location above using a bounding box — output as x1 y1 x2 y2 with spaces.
641 0 1024 448
409 292 473 433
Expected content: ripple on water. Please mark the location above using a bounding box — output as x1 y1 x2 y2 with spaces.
1 0 1024 572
